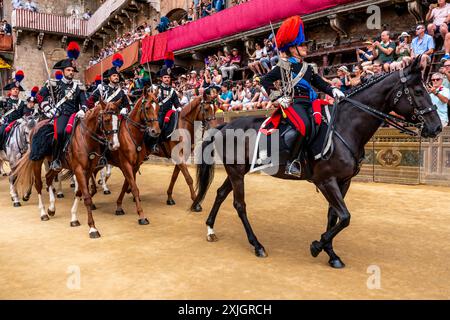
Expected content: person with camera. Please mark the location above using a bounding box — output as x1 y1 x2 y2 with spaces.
426 0 450 38
390 32 412 71
428 72 449 126
356 40 375 66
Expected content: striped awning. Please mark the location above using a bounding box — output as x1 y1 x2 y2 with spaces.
12 9 88 37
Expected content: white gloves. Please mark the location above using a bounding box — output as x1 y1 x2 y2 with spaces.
76 110 85 119
176 107 182 112
278 96 292 109
332 88 345 100
120 108 128 116
41 101 56 119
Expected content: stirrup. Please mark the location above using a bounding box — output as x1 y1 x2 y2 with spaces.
50 159 62 172
285 159 302 177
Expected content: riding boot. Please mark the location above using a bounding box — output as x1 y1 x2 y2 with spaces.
285 135 305 177
50 140 62 172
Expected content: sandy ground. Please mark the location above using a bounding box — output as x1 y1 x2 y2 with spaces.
0 164 449 299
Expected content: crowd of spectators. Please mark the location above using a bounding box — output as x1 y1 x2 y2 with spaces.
88 23 151 66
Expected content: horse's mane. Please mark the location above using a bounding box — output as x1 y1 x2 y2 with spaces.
180 96 202 118
345 72 393 98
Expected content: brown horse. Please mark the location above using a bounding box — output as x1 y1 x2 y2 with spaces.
14 100 121 238
153 91 219 212
95 91 161 224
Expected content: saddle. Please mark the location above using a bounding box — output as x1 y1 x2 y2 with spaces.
250 101 334 179
161 108 179 141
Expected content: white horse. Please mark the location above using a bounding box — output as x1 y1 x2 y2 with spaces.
0 115 37 206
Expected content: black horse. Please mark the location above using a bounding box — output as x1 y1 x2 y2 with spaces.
191 57 442 268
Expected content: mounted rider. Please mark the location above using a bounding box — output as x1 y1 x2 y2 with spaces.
261 16 345 176
146 65 181 152
87 53 129 115
24 86 39 117
0 70 27 150
37 41 88 172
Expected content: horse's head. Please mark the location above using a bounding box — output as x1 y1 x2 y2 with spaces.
198 87 219 129
98 99 121 151
389 56 442 138
141 87 161 138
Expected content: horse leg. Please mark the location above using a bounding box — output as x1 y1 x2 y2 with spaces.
45 171 56 217
33 162 48 221
310 177 351 268
9 174 21 207
115 179 129 215
121 163 148 225
89 174 97 210
70 182 82 227
70 175 75 188
100 165 112 195
205 177 233 242
56 174 64 198
179 163 200 212
74 167 100 238
166 165 180 206
228 165 267 257
321 179 351 269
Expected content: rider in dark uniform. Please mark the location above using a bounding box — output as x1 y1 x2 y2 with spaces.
261 16 344 176
38 41 88 171
0 70 27 150
24 86 39 117
87 54 129 114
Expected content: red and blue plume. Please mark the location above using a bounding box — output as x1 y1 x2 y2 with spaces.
55 70 63 80
67 41 80 60
95 74 102 85
31 86 39 98
15 70 24 82
276 16 306 52
112 53 124 68
164 51 174 68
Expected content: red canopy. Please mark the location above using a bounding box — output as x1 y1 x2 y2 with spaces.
141 0 359 63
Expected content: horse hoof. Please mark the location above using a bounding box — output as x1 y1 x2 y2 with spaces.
2 173 7 176
310 240 323 258
70 220 81 227
70 183 75 188
47 209 55 217
13 202 21 207
57 193 64 199
138 218 149 225
166 199 176 205
255 247 268 258
103 190 111 195
89 231 101 239
328 258 346 269
115 209 125 216
91 204 97 210
97 179 102 185
23 196 30 202
206 234 218 242
40 215 49 221
191 203 202 212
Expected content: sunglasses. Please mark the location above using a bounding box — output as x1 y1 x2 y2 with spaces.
431 78 442 81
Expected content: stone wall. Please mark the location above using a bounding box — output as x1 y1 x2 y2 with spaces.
160 0 188 17
13 33 91 95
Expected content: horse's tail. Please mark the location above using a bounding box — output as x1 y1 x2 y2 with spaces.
12 149 34 197
191 139 216 211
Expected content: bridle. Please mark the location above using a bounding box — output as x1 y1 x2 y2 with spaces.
124 96 158 132
123 95 159 152
322 67 437 175
343 68 436 137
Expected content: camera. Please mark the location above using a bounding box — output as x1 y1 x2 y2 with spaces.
399 37 405 43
